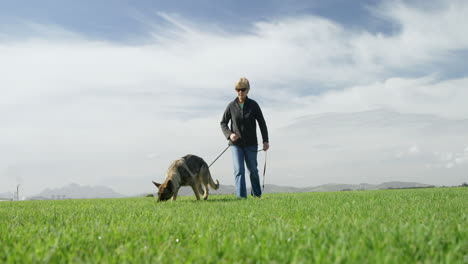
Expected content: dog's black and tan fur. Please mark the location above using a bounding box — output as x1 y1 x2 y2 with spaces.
152 155 220 201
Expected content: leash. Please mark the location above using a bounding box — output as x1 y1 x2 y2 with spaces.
262 150 267 192
248 148 268 192
208 145 230 168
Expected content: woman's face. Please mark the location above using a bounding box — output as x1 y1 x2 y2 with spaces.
235 87 248 101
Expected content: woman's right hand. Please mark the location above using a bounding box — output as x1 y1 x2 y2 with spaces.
230 133 239 142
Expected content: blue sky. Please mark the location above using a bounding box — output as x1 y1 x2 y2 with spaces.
1 0 393 41
1 0 467 197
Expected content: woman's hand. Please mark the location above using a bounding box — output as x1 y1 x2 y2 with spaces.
230 133 240 142
263 142 269 151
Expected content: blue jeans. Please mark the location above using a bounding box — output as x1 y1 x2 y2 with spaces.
230 145 262 198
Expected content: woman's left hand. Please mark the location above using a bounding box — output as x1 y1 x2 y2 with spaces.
263 142 269 151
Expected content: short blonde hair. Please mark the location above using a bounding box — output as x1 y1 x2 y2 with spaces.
235 77 250 90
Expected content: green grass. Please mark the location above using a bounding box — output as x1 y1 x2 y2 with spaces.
1 188 467 263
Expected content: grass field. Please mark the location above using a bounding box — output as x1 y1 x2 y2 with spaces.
1 187 467 263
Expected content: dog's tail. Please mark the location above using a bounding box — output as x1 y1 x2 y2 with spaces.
211 179 220 190
210 177 219 190
204 164 220 190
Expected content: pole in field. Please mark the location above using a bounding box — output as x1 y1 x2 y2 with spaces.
16 184 20 201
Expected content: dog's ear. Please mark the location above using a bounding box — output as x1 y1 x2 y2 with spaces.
152 181 162 188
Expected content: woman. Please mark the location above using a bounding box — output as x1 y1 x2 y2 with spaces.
220 77 269 198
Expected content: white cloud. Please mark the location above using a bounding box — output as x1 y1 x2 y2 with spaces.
430 148 468 169
293 76 468 120
408 145 420 154
396 145 421 158
364 0 468 65
454 147 468 165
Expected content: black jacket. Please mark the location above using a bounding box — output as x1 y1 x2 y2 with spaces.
220 97 269 147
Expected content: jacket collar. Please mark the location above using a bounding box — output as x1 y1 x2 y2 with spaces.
234 96 249 104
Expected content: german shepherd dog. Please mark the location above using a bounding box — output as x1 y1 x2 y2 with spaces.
152 155 220 201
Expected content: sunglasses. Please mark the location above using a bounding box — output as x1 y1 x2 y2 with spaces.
236 88 247 92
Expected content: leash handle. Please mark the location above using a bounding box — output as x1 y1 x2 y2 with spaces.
262 150 267 192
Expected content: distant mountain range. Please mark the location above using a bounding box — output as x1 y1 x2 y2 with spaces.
0 192 14 200
302 181 435 192
0 181 438 201
29 183 125 200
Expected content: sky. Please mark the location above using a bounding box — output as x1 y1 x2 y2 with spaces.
1 0 467 197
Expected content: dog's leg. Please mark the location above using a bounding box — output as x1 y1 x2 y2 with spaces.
182 163 203 200
172 189 179 201
202 183 209 200
198 167 210 200
197 182 203 195
197 181 208 200
191 185 201 200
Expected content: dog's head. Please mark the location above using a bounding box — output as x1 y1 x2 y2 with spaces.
152 180 174 201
